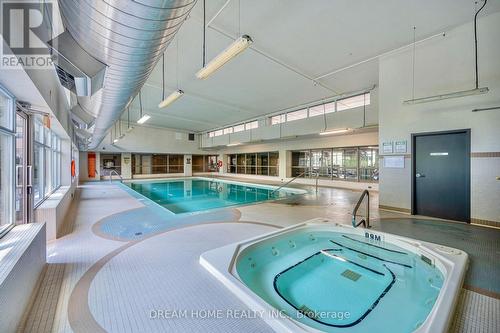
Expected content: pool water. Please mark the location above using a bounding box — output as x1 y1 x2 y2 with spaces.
125 178 299 214
236 230 444 332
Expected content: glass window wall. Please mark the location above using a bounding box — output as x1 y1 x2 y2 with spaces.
291 146 378 182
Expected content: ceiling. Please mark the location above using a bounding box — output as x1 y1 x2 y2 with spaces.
121 0 500 132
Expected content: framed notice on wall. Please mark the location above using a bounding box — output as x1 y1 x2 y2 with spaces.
382 142 393 154
394 140 407 153
383 156 405 168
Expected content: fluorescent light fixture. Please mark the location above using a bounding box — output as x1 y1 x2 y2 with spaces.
227 142 241 147
137 114 151 124
471 106 500 112
196 35 253 79
158 89 184 108
403 87 489 105
319 128 350 135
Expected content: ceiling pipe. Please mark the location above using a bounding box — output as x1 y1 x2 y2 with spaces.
58 0 197 149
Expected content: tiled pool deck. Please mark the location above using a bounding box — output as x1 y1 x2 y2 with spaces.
18 180 499 333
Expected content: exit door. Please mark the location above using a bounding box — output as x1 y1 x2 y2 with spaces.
412 130 470 222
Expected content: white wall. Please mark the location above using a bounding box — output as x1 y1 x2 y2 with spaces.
378 12 500 222
95 122 204 154
0 224 45 333
79 151 100 182
201 89 378 149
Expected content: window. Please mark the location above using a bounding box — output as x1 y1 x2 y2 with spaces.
270 114 286 125
192 155 204 172
33 116 62 206
208 131 215 138
286 109 307 122
291 145 378 182
337 93 370 111
359 147 379 181
132 154 184 175
245 121 258 130
168 155 184 173
227 152 278 176
308 105 324 117
233 124 245 133
291 151 310 177
0 131 14 234
214 129 223 137
223 127 233 135
192 155 219 172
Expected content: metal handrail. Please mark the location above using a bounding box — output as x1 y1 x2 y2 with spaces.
352 190 370 228
108 169 123 183
270 171 306 195
270 170 320 195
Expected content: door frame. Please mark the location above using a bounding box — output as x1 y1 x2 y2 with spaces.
411 129 471 222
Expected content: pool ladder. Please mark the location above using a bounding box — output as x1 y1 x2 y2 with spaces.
352 190 371 228
108 169 123 183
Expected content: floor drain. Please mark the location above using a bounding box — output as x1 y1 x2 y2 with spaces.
341 269 361 281
135 232 143 236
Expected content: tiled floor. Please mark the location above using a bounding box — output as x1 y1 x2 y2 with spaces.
19 181 500 333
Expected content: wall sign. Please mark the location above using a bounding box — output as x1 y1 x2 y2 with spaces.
382 142 393 154
383 156 405 168
394 140 407 153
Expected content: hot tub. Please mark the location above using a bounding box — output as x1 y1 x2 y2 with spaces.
200 218 468 333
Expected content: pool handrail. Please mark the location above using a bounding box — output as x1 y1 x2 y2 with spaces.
352 189 370 228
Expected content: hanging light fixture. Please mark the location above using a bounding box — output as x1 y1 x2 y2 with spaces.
113 122 119 143
136 90 150 124
319 128 350 135
196 0 252 79
158 89 184 108
403 1 489 105
158 51 184 108
196 35 253 79
126 106 134 132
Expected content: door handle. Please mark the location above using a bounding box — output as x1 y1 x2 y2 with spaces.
27 165 33 187
416 173 425 178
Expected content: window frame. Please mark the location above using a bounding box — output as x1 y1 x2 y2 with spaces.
33 116 63 208
0 85 16 237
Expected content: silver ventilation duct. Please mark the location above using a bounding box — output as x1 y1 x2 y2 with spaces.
58 0 197 149
48 31 106 96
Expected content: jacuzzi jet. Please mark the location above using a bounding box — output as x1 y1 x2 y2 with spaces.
309 234 316 241
135 232 142 236
271 247 280 256
288 240 296 248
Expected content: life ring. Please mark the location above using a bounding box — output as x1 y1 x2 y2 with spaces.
217 160 223 168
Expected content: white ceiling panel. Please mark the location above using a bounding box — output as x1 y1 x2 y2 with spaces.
122 0 500 132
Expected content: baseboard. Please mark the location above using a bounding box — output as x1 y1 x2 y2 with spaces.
378 205 411 214
471 218 500 229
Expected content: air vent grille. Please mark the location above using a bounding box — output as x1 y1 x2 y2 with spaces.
55 64 75 90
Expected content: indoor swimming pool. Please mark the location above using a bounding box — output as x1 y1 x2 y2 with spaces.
124 177 304 214
201 219 468 333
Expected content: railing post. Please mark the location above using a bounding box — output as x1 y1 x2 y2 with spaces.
352 190 370 228
315 172 319 194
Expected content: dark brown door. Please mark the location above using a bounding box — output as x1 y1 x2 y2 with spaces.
413 130 470 222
